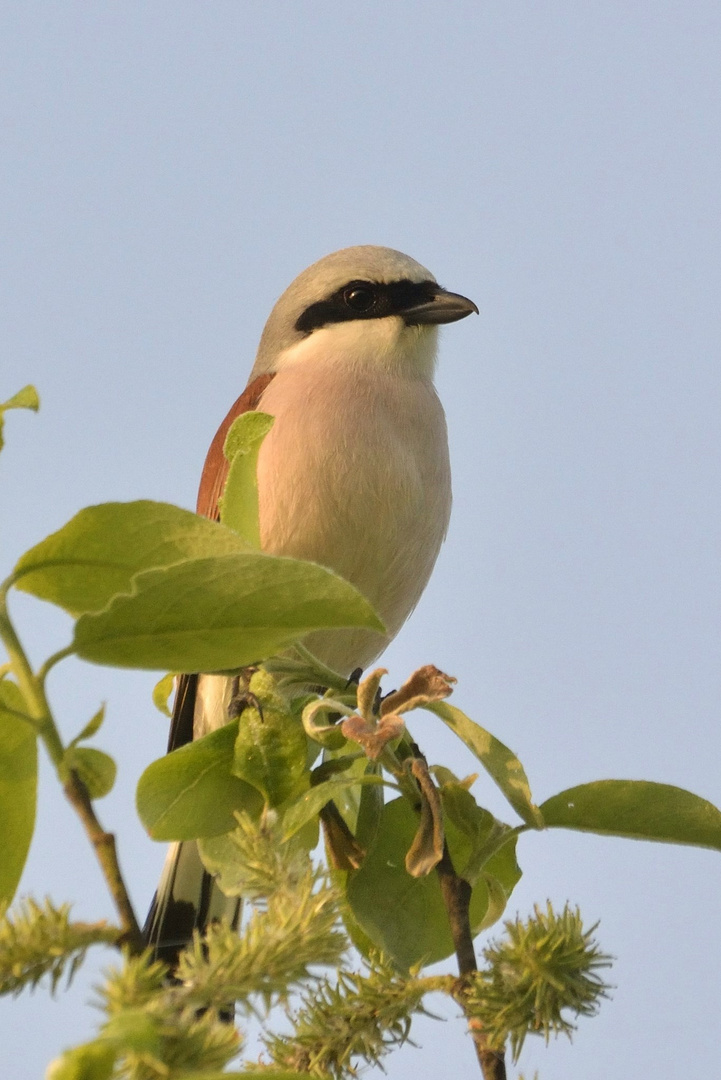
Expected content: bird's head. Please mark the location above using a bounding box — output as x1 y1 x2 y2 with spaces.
252 245 477 380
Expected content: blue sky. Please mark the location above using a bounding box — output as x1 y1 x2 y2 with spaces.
2 3 720 1076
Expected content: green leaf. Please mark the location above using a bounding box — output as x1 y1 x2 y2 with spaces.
45 1042 116 1080
63 747 117 800
355 762 384 850
151 672 176 717
136 720 262 840
479 837 523 932
69 705 106 747
310 753 364 784
0 385 39 454
14 500 250 615
438 782 521 932
281 774 386 842
427 702 542 827
229 670 306 805
232 670 309 807
331 868 379 960
0 681 38 904
346 797 491 971
315 750 370 835
440 780 494 836
540 780 721 850
439 782 497 882
2 385 40 412
73 553 384 672
219 411 275 547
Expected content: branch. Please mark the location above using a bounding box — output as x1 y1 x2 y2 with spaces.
0 589 143 954
61 770 143 953
397 744 508 1080
435 842 506 1080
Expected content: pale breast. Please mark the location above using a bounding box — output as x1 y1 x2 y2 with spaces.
254 362 451 673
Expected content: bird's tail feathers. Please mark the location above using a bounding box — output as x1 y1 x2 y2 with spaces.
143 840 240 970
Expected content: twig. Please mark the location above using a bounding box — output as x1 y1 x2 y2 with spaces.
37 644 76 687
435 844 477 976
436 843 506 1080
61 770 143 953
405 745 507 1080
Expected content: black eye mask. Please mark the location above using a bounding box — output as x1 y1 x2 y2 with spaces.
295 278 441 334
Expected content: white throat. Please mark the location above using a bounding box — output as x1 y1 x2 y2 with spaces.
272 318 439 380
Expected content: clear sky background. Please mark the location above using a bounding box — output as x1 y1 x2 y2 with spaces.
2 3 720 1077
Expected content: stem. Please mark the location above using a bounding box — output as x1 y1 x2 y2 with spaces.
0 594 64 764
435 843 507 1080
392 740 507 1080
0 592 143 954
37 644 76 687
403 743 506 1076
436 843 478 975
61 770 143 952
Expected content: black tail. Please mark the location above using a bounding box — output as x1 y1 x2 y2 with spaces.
142 673 240 970
143 839 240 969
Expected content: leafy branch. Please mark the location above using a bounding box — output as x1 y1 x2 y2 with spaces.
261 906 611 1080
34 815 610 1080
1 391 718 1078
0 577 143 953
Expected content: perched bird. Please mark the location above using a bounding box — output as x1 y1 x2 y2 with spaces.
143 245 477 965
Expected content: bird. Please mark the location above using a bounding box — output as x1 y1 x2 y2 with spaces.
142 244 477 967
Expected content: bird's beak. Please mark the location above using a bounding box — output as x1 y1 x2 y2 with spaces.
402 287 479 326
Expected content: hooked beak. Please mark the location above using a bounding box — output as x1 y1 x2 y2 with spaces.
402 286 479 326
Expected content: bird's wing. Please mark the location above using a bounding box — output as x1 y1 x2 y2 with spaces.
196 371 276 521
166 371 276 754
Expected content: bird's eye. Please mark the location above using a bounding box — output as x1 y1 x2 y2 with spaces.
342 284 376 312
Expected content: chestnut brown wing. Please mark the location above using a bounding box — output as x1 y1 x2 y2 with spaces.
166 372 276 753
196 372 276 521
